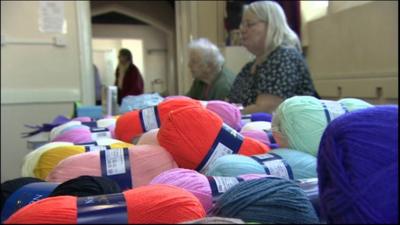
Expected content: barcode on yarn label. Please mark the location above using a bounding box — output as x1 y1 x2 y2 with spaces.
141 107 159 131
199 143 233 174
85 145 110 152
212 176 241 194
262 159 290 179
105 149 126 176
90 127 111 140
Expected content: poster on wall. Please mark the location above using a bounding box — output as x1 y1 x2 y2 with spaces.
38 1 67 33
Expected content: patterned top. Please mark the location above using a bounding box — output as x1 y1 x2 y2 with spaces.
227 46 317 106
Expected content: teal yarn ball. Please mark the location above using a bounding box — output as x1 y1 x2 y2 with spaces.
206 154 265 177
271 148 317 179
210 177 320 224
271 96 373 156
206 148 317 180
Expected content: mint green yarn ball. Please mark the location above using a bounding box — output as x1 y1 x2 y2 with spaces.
272 96 373 156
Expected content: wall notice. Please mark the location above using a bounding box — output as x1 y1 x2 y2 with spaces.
39 1 66 33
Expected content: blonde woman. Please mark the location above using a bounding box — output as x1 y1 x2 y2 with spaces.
228 1 318 114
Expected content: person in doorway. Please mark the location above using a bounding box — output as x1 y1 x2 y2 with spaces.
186 38 236 101
227 1 318 114
114 48 144 104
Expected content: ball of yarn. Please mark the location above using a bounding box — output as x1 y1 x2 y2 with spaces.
21 142 74 177
137 129 160 145
150 168 266 212
46 145 178 188
5 184 206 224
205 100 242 131
158 106 270 171
317 105 398 224
96 118 117 138
34 145 85 180
164 95 192 101
251 112 272 122
211 177 319 224
240 130 270 146
50 121 82 141
271 96 373 156
1 177 44 213
48 176 121 197
240 121 271 132
21 141 132 180
51 125 93 144
206 148 317 179
115 98 202 143
180 216 245 224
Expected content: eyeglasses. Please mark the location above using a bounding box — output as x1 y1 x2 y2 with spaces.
239 20 264 29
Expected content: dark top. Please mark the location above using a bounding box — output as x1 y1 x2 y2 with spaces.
115 64 144 104
227 46 317 106
186 66 236 101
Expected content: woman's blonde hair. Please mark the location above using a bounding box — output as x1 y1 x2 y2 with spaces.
244 1 301 58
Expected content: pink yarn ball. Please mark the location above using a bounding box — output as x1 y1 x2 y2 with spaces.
46 145 178 188
149 168 267 212
206 100 242 131
240 130 271 146
164 96 192 101
71 117 92 122
52 126 93 144
137 129 160 145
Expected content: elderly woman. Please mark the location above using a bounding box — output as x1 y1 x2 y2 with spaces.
115 48 144 105
227 1 318 114
186 38 236 100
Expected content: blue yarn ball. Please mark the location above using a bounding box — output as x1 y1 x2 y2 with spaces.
210 177 320 224
318 105 398 224
206 148 317 180
251 112 272 122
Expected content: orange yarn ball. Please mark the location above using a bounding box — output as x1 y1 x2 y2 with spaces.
5 184 206 224
157 106 270 171
115 98 202 143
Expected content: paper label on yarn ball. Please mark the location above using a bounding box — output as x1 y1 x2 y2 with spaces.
251 153 294 180
77 193 128 224
241 114 252 124
196 124 244 174
100 148 132 190
295 178 322 220
85 145 111 152
207 176 244 202
199 101 208 107
295 178 319 196
139 106 160 132
90 127 111 140
320 100 348 123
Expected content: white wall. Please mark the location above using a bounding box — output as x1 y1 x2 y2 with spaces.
306 1 398 104
1 1 91 182
92 24 168 94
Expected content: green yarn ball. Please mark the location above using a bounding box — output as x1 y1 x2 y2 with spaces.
271 96 373 156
